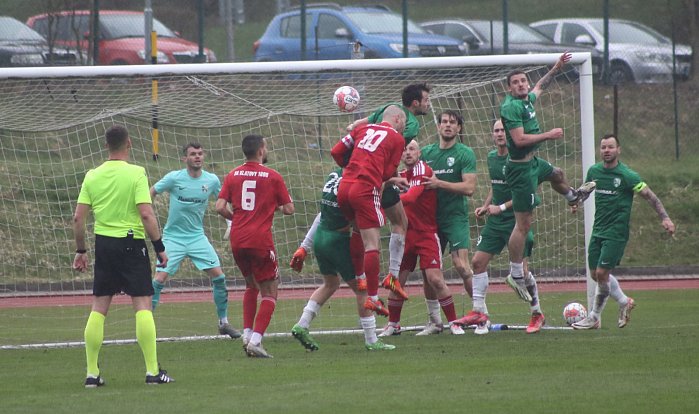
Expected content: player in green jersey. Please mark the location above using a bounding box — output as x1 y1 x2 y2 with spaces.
453 120 545 334
73 125 173 387
345 83 431 300
572 134 675 330
414 110 477 334
149 143 240 339
500 52 596 307
288 168 395 351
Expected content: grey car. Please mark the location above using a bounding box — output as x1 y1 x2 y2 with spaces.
530 18 692 83
420 19 601 78
0 16 76 67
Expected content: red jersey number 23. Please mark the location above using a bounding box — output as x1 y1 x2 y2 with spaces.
356 128 388 152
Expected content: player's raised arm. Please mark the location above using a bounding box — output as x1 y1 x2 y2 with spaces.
532 52 572 98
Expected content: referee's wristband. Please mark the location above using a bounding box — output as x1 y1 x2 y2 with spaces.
499 204 507 212
151 239 165 253
76 249 87 254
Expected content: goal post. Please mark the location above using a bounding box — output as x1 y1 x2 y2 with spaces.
0 53 594 347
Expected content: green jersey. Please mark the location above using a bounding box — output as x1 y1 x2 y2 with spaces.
500 92 540 160
586 161 645 242
319 168 349 231
421 142 477 225
368 102 419 143
77 160 151 239
485 150 515 227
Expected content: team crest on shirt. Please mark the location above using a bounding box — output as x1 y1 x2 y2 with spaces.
201 184 208 193
613 178 621 188
447 157 455 167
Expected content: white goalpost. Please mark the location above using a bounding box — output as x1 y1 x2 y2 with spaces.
0 53 594 348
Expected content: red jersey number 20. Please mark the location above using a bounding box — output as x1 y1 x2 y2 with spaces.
356 128 388 152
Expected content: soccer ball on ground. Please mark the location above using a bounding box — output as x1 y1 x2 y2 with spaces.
563 302 588 326
333 86 360 112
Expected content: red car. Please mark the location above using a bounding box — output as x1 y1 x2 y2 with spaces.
27 10 216 65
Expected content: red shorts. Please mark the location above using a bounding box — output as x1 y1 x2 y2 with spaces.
337 180 385 230
232 247 279 282
399 230 442 272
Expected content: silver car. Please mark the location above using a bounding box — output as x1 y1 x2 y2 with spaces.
531 18 692 83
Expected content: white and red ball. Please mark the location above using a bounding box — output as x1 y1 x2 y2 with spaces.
563 302 588 326
333 86 360 112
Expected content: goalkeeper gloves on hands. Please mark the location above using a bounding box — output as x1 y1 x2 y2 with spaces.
289 247 307 272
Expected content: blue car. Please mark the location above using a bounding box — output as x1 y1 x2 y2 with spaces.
253 4 465 61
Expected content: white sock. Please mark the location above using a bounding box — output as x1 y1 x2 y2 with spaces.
524 271 540 311
510 262 525 287
388 233 405 275
298 300 320 329
243 328 252 342
472 272 488 313
360 316 377 344
219 317 229 326
250 332 263 346
590 281 611 319
609 274 628 306
564 188 577 201
425 299 442 324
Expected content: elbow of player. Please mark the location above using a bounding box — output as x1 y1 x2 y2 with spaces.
282 203 295 215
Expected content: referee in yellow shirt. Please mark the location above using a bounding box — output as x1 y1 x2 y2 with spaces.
72 125 174 387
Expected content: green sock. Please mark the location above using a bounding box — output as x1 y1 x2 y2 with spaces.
84 311 105 377
212 275 229 320
135 310 159 375
152 279 165 311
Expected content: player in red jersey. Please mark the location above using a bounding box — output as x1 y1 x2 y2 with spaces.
379 140 464 337
331 105 406 317
215 134 294 358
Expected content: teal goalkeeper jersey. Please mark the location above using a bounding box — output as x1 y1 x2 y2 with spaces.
500 92 540 160
319 168 350 231
421 142 477 225
154 169 221 240
586 161 645 242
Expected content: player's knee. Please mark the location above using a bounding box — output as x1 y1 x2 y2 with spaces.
323 276 341 292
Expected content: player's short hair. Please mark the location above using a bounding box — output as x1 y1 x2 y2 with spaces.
437 110 464 128
506 70 527 85
601 133 620 145
182 142 203 155
105 125 129 151
242 134 265 159
401 82 430 107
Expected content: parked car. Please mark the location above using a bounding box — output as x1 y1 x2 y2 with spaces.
253 4 465 61
420 19 602 77
27 10 216 65
530 18 692 83
0 16 76 67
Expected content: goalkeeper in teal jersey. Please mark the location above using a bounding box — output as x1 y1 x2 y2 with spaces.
572 134 675 330
420 110 477 309
454 120 547 334
288 168 395 351
500 52 596 312
149 143 240 339
343 82 431 300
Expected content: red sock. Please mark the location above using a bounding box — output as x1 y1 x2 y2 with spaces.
243 287 259 330
388 298 404 324
253 296 277 335
439 295 457 323
350 231 364 275
364 249 380 297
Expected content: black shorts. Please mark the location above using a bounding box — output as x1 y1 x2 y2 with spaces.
380 184 401 209
93 234 154 297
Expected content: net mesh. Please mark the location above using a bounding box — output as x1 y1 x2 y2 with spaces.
0 56 591 346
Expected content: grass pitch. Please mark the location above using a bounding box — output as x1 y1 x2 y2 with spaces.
1 288 698 414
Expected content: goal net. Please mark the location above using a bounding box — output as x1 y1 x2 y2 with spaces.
0 54 594 348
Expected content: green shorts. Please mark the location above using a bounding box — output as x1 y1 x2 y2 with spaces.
438 217 471 253
588 236 627 270
380 184 401 209
476 221 534 257
506 156 554 213
313 226 355 282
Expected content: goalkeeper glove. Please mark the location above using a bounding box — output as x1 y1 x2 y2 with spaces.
289 247 307 272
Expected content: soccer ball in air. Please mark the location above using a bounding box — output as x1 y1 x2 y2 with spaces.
333 86 360 112
563 302 588 326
